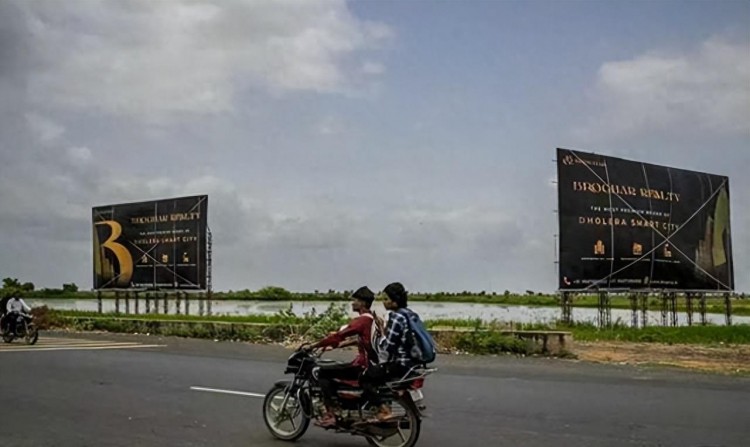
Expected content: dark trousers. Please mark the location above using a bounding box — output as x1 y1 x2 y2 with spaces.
360 363 411 407
5 312 27 335
316 363 363 409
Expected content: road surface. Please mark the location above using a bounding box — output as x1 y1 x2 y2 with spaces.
2 332 748 447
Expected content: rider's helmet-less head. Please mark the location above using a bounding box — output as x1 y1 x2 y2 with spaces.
350 286 375 309
383 282 408 309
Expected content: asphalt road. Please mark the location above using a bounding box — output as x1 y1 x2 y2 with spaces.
1 332 748 447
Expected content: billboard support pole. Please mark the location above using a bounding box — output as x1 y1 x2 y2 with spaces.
685 293 694 326
207 291 212 316
134 292 139 315
640 293 648 328
560 292 572 325
699 294 707 325
660 293 668 326
670 293 678 327
629 293 638 328
185 293 190 316
199 293 204 317
597 291 611 328
163 293 168 314
97 290 102 314
115 291 120 315
724 293 732 326
125 292 130 315
175 292 181 315
145 293 151 314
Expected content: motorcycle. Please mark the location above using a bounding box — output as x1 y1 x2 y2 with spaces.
262 344 436 447
1 313 39 345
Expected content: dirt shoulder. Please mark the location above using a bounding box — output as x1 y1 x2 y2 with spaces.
574 340 750 375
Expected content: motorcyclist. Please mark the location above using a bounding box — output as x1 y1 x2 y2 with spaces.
308 286 382 427
4 294 32 336
361 282 420 422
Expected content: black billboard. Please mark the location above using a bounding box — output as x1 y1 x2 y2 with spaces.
557 148 732 291
93 195 208 290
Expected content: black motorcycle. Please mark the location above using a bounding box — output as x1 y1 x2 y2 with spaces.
1 313 39 345
262 345 435 447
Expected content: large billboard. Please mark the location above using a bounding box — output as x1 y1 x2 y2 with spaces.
557 148 733 291
93 195 208 290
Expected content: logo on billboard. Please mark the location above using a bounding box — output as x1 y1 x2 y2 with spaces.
94 220 134 287
632 242 643 256
663 244 672 258
594 240 605 255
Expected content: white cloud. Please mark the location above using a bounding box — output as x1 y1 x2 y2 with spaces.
66 146 92 163
17 0 392 119
25 113 65 144
361 61 385 75
576 37 750 139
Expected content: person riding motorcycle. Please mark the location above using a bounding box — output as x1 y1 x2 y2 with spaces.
308 286 382 427
362 282 421 422
4 294 32 336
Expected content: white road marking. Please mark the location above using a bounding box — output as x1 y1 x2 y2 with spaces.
190 386 266 398
1 344 165 353
0 337 165 353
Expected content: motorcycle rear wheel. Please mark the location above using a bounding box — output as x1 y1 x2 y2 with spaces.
365 396 421 447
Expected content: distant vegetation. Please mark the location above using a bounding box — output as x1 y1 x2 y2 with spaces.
3 278 748 315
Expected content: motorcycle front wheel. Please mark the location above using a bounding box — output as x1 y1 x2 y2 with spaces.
365 396 421 447
262 384 310 441
24 325 39 345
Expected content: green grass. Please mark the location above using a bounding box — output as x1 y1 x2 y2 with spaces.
565 323 750 344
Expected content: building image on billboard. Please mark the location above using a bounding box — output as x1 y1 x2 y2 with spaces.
556 148 733 291
92 195 208 290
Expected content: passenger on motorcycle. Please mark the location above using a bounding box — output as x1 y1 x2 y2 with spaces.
308 286 382 427
4 295 32 336
362 282 421 422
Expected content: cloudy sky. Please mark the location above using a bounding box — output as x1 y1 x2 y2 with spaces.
1 0 748 293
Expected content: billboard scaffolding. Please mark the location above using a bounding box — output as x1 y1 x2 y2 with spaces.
556 148 733 293
92 195 209 290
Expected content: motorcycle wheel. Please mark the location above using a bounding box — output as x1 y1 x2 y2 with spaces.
365 396 421 447
24 325 39 345
262 384 310 441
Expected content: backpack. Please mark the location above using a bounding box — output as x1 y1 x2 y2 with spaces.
361 312 382 364
398 308 437 364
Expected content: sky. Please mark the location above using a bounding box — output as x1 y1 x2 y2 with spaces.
0 0 748 293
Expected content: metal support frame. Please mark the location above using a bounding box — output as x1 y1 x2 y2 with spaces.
699 293 707 326
97 290 103 314
640 293 648 328
685 293 694 326
560 292 573 325
629 293 638 328
724 293 732 326
115 291 120 314
597 291 611 328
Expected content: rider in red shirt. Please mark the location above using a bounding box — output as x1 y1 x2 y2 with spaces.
310 286 381 427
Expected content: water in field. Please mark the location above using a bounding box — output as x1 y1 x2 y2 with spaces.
25 298 748 327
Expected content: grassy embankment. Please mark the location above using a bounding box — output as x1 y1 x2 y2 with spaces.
33 303 750 361
23 286 750 316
